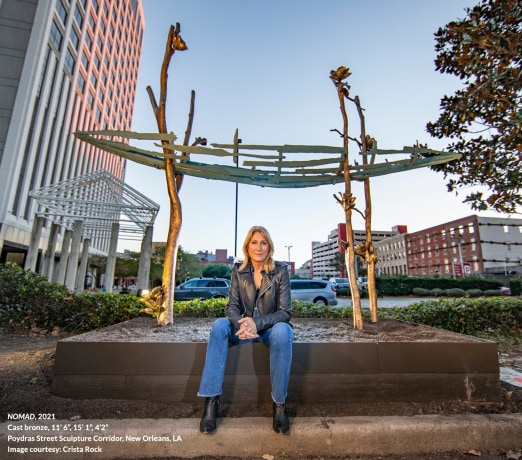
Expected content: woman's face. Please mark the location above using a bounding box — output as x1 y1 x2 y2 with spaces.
248 231 269 265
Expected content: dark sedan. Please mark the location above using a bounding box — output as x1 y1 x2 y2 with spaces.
174 277 230 301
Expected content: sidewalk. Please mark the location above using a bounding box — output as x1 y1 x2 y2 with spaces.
2 414 522 459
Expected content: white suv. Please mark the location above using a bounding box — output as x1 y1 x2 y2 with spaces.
329 277 349 289
290 279 338 306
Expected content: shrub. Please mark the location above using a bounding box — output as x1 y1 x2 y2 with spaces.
380 297 522 336
509 277 522 296
466 289 483 298
412 287 430 296
0 262 143 333
173 298 227 317
445 288 466 298
376 275 502 296
430 288 445 297
0 262 69 332
484 290 502 297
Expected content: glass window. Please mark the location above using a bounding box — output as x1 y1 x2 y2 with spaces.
311 281 326 289
88 12 95 31
74 5 83 29
70 28 79 50
77 73 85 92
81 51 88 69
56 0 67 25
49 21 63 51
183 280 199 288
93 53 100 69
64 48 75 73
85 33 92 50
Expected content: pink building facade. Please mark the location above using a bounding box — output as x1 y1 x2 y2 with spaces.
0 0 145 260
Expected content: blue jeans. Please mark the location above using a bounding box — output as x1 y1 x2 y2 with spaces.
197 317 294 404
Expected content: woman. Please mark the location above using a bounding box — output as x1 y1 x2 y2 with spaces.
197 225 293 434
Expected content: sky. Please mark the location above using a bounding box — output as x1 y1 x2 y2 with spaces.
121 0 509 267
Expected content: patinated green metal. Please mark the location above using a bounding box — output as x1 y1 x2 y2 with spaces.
75 130 460 188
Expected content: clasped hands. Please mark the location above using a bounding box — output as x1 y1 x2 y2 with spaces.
236 317 259 340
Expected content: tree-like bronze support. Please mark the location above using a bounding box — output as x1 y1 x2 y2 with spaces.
330 66 363 330
145 24 193 325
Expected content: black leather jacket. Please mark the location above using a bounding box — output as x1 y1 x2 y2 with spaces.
226 261 292 333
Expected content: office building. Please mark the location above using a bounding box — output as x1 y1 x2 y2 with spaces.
311 223 399 279
0 0 145 265
372 227 409 276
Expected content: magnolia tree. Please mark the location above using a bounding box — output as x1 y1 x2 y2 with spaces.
427 0 521 213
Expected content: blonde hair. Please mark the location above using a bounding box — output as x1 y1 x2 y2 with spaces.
239 225 275 272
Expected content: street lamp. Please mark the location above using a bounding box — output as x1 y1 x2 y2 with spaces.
284 245 292 263
233 131 242 258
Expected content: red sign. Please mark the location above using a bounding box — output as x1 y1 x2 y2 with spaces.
453 263 463 277
454 262 472 277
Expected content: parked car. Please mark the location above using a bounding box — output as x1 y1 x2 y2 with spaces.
329 277 349 289
290 279 338 306
357 276 368 290
174 277 230 301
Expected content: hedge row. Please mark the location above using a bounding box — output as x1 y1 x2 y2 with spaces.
379 297 522 337
375 275 503 296
0 262 143 333
411 287 506 297
1 263 520 342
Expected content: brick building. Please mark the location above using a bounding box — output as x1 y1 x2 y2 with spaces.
405 215 522 277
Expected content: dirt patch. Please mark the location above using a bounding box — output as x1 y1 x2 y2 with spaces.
61 316 482 343
1 318 521 423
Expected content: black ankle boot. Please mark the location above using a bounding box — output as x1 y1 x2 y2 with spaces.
199 396 220 433
272 402 289 433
